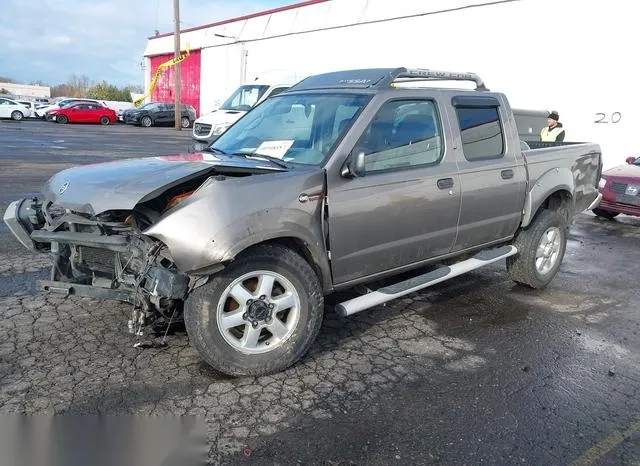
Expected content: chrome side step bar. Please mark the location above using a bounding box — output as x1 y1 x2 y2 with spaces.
335 245 518 317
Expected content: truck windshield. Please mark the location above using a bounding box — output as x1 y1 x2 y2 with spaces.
211 93 370 166
220 85 270 111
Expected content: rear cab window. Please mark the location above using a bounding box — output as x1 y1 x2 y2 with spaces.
452 95 505 161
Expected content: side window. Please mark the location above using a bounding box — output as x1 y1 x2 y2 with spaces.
357 99 443 174
455 106 504 161
74 105 88 110
0 99 11 105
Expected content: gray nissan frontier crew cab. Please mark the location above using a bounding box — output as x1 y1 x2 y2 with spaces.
4 68 603 376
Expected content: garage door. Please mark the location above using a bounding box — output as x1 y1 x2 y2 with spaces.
149 49 201 116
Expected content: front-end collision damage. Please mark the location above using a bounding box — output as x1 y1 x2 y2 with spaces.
142 168 329 280
6 195 194 337
4 154 329 341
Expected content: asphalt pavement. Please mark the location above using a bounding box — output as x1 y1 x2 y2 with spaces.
1 120 639 465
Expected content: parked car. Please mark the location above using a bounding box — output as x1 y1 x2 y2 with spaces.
17 101 41 118
592 156 640 219
3 67 602 377
0 97 32 120
38 98 107 119
123 102 196 128
192 83 292 151
47 102 117 125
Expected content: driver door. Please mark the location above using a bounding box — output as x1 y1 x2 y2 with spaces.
326 97 461 285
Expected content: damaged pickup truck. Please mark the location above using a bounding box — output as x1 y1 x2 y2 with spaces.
4 68 603 376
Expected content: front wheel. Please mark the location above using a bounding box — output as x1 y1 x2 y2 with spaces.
507 209 567 289
184 244 324 376
181 116 191 128
141 116 152 127
56 115 68 124
99 116 110 125
592 208 619 220
11 111 23 121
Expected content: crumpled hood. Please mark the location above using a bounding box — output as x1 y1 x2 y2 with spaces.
42 153 287 215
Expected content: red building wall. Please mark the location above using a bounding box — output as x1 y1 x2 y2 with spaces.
149 49 201 116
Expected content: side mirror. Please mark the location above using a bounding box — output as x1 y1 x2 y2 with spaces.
626 156 637 165
340 151 366 178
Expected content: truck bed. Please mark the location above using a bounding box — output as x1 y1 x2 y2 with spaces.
522 142 602 221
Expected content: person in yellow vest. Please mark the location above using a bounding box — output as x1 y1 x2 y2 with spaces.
540 110 565 142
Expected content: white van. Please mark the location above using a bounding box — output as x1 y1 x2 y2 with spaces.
191 82 292 151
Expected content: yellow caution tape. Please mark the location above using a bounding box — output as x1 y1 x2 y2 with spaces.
135 43 191 107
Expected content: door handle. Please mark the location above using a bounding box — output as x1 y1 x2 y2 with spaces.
501 169 514 180
437 178 454 190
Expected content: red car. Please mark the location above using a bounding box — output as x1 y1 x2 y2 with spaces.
48 103 117 125
593 156 640 219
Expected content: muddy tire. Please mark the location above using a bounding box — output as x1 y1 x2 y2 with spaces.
506 209 567 289
592 208 619 220
184 244 324 376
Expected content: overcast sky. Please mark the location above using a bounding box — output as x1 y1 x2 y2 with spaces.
1 0 292 87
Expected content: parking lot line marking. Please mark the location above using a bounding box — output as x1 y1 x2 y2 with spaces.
570 417 640 466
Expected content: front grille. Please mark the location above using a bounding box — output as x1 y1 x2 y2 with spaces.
611 182 628 194
194 123 212 137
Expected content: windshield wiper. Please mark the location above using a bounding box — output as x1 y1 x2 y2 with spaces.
231 152 290 169
203 146 227 155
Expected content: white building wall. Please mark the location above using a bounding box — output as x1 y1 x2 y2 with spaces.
145 0 637 169
0 82 51 98
200 43 245 115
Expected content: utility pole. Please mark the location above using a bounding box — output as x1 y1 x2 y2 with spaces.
173 0 181 130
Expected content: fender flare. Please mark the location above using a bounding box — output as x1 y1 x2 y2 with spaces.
521 167 575 228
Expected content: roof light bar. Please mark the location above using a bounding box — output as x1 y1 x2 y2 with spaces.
393 69 488 91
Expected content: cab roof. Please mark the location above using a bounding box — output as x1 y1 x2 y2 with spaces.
288 67 488 92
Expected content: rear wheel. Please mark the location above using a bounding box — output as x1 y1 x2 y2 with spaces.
592 208 619 220
141 116 152 127
99 116 110 125
11 111 23 121
181 116 191 128
184 244 324 376
56 115 68 124
507 209 567 289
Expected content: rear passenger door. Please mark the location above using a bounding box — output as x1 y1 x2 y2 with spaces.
451 95 527 252
71 104 90 123
85 104 102 123
327 97 461 285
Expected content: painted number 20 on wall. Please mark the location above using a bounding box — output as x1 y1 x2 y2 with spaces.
595 112 622 123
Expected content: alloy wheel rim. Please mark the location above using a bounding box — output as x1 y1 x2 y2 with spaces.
535 226 562 275
216 270 301 354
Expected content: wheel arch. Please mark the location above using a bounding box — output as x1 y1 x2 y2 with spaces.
244 236 331 293
524 189 574 228
521 167 575 228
